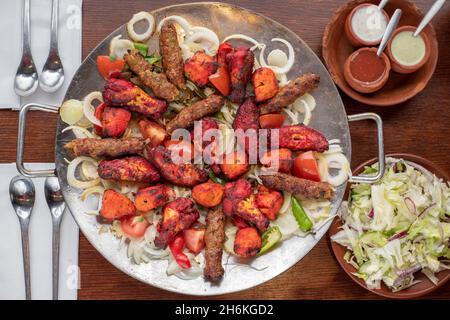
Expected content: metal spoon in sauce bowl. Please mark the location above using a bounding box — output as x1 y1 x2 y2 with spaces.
378 0 389 10
377 9 402 57
414 0 445 37
9 175 35 300
40 0 65 93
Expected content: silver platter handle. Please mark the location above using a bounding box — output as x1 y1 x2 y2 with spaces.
347 112 385 184
17 103 59 178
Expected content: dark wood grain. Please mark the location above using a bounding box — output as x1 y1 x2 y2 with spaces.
2 0 449 300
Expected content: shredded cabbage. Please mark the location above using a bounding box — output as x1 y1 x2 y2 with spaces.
331 158 450 291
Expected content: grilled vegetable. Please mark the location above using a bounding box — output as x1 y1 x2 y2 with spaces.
192 181 224 208
100 189 136 220
234 227 262 258
184 51 218 86
208 42 233 95
291 196 313 232
169 234 191 269
121 215 150 238
134 185 176 212
252 67 279 102
258 226 282 255
184 228 205 254
97 55 125 80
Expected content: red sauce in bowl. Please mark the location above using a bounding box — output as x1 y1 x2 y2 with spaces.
344 47 391 94
349 50 386 83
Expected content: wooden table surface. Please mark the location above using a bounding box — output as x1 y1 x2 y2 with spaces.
1 0 449 300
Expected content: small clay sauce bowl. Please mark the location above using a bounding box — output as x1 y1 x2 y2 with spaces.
344 47 391 93
345 3 390 47
322 0 439 107
329 153 450 299
387 25 431 74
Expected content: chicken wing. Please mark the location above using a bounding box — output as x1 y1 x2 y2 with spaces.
103 78 167 119
146 146 208 187
155 197 200 248
98 156 160 183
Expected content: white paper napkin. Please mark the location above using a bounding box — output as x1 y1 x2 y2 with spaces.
0 0 83 109
0 163 79 300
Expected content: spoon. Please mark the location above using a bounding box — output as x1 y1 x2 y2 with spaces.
9 175 35 300
44 177 66 300
14 0 38 97
414 0 446 37
40 0 65 93
377 8 402 57
378 0 389 10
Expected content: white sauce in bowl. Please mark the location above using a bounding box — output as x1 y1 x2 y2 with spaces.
351 5 387 43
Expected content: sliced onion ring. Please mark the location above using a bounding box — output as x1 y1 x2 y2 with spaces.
259 38 295 74
67 157 101 189
321 153 350 187
62 125 95 139
83 91 103 127
184 27 220 56
157 15 191 35
222 34 263 50
60 99 84 125
127 11 155 42
109 35 134 59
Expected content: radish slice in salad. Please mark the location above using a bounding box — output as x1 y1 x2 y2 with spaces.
83 92 103 127
127 11 155 42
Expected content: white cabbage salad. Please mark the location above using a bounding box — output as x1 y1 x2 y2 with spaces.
60 12 352 280
332 158 450 292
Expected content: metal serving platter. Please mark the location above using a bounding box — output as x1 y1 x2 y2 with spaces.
54 2 351 296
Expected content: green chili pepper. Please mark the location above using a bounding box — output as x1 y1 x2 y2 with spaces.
133 42 149 56
258 226 282 255
145 55 162 65
208 170 225 186
291 196 313 232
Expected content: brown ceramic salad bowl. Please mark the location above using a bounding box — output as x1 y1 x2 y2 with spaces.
329 153 450 299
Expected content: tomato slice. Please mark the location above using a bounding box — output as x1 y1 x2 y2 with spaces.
164 140 194 161
94 103 106 136
97 56 125 80
169 235 191 269
183 229 205 254
120 215 150 238
293 151 321 182
259 114 286 129
209 66 230 96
